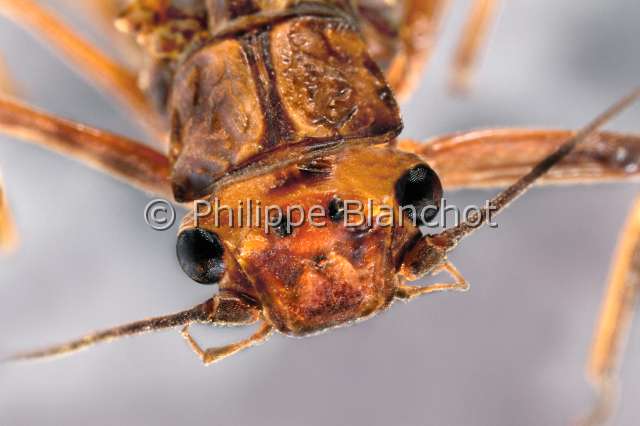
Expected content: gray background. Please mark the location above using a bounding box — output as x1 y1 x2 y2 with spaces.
1 1 639 425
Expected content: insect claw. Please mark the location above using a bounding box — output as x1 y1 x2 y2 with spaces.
396 262 470 300
181 322 274 366
0 172 18 253
180 324 191 338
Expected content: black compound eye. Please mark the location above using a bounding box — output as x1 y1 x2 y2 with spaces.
176 228 225 285
274 217 293 237
395 164 443 225
328 196 345 222
269 213 293 237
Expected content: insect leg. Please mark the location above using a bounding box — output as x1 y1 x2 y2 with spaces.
0 171 18 252
59 0 140 69
182 322 274 366
450 0 499 93
179 292 272 366
0 96 172 198
0 55 20 97
0 0 165 140
579 196 640 425
385 0 450 100
395 262 469 300
0 58 19 251
397 129 640 191
399 90 640 278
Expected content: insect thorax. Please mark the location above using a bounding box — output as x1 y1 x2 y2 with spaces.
116 0 403 202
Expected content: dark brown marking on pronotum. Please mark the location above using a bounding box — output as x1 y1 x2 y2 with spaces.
3 4 639 406
268 164 333 196
297 157 335 177
240 33 279 150
258 29 296 145
187 65 202 108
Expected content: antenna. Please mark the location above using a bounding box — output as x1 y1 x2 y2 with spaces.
438 88 640 252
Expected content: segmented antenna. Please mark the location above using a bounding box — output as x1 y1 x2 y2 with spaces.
439 88 640 251
4 300 213 362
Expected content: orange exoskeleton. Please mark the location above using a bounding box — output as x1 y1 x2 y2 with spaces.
0 2 639 424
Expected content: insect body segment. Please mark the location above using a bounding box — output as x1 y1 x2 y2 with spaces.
2 9 640 425
176 88 639 341
167 13 402 201
178 145 429 335
0 171 17 252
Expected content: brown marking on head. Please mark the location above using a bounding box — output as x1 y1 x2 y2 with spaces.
268 159 335 197
167 15 401 202
177 145 440 335
241 207 394 335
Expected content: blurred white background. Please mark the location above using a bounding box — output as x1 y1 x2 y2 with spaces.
1 1 639 425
